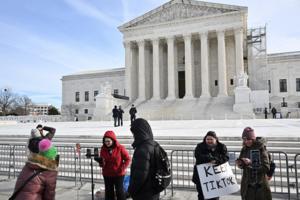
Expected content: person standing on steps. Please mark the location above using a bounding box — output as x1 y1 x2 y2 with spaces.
112 105 119 127
129 104 137 125
118 105 124 126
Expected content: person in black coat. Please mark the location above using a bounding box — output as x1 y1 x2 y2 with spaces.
112 105 119 127
192 131 229 200
129 104 137 125
118 105 124 126
128 118 159 200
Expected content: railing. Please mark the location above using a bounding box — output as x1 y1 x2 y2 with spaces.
170 150 292 199
295 154 300 200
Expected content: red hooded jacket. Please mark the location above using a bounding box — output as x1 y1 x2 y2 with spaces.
100 130 131 177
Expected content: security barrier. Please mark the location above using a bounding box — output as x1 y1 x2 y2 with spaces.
0 143 297 200
295 154 300 200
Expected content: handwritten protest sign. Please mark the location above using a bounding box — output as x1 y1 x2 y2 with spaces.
197 162 239 199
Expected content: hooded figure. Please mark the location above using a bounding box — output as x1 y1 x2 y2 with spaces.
128 118 159 200
236 127 272 200
98 130 131 200
192 131 229 200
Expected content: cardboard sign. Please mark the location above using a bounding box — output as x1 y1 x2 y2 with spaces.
197 162 239 199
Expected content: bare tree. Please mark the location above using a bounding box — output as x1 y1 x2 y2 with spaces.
0 88 17 115
16 95 33 115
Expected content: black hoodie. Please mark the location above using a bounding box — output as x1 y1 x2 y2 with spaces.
129 118 159 200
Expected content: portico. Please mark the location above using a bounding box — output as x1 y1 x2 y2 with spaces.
119 0 247 102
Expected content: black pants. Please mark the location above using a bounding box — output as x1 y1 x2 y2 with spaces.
196 183 219 200
130 115 136 125
114 117 118 127
118 117 123 126
103 176 125 200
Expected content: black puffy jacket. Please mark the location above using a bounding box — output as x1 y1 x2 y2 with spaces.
128 118 159 200
192 140 228 184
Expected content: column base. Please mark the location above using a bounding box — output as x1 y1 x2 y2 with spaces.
183 95 195 100
165 96 176 101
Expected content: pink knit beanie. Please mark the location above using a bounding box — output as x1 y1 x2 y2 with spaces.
39 139 52 152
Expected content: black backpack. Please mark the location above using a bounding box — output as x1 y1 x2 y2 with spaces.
152 142 171 193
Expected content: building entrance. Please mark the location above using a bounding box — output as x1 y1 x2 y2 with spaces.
178 71 185 98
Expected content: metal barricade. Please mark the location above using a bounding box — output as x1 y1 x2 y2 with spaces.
170 150 291 199
56 145 77 183
295 154 300 200
12 145 27 178
0 144 12 178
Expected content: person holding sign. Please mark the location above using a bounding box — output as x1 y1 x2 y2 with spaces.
235 127 272 200
192 131 229 200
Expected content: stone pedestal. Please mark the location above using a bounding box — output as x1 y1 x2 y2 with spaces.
93 94 115 121
233 86 253 114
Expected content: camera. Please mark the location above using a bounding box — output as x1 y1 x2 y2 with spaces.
250 150 261 170
85 148 99 159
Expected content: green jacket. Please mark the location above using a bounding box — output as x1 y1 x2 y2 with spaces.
238 137 272 200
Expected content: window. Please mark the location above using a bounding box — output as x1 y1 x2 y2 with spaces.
85 91 89 102
75 92 80 102
75 109 79 114
84 109 88 114
296 78 300 92
114 89 119 94
215 80 218 86
230 79 234 86
279 79 287 92
268 80 271 93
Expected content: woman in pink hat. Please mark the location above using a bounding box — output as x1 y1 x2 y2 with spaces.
236 127 272 200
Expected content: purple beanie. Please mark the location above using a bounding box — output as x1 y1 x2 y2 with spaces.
39 139 52 152
242 127 256 140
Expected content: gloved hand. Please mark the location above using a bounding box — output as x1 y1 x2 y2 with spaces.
94 157 103 165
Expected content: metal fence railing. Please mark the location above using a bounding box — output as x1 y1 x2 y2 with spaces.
0 144 298 200
170 150 291 199
295 154 300 200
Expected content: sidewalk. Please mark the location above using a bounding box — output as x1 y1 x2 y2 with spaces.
0 176 286 200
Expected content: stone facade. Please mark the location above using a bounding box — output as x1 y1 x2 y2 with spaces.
61 69 125 121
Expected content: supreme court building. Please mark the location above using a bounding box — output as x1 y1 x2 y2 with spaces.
61 0 300 121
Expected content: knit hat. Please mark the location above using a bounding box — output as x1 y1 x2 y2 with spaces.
40 147 57 160
39 139 57 160
39 139 52 152
242 127 256 140
30 129 40 138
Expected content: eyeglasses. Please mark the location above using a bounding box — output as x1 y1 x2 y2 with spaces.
104 140 112 143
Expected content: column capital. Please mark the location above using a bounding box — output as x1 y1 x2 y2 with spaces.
166 35 175 41
136 39 145 46
216 29 225 37
183 33 192 40
199 31 208 37
123 41 131 48
151 37 160 45
234 27 244 35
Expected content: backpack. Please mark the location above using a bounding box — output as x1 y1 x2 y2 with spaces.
152 142 171 193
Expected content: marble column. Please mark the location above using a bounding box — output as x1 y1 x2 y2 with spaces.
166 36 176 100
124 41 132 100
152 38 160 100
137 40 146 101
217 30 228 97
200 32 210 97
183 33 194 99
234 28 244 76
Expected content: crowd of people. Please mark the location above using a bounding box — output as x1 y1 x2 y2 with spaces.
10 116 275 200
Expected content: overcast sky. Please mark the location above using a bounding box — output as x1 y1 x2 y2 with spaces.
0 0 299 108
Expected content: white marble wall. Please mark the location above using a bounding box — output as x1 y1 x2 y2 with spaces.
61 70 125 120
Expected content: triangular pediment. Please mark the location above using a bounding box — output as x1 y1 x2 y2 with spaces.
119 0 247 30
